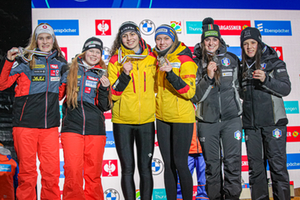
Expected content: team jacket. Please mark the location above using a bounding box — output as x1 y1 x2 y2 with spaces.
59 57 111 135
0 51 68 128
192 41 242 123
239 45 291 129
154 42 197 123
0 153 18 200
108 39 157 124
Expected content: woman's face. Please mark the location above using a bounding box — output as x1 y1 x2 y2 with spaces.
204 37 220 54
121 31 140 52
84 48 101 66
37 33 53 53
155 35 173 51
243 39 258 58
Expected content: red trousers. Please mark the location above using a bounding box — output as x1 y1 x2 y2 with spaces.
13 127 60 200
61 132 106 200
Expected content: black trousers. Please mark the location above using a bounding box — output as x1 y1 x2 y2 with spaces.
113 122 155 200
245 126 290 200
156 119 193 200
198 117 242 200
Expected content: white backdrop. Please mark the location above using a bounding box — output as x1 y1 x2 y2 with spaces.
32 8 300 199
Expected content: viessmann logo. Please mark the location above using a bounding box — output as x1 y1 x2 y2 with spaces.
214 20 250 35
38 20 79 36
255 20 292 36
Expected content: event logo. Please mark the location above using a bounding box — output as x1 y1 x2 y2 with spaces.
170 21 182 34
284 101 299 114
139 19 156 35
104 188 120 200
186 21 202 34
102 160 118 177
214 20 250 35
38 20 79 36
241 155 249 172
152 158 164 175
286 154 300 170
227 47 242 60
60 47 68 62
255 20 292 36
95 20 111 36
271 46 283 61
153 189 167 200
105 131 115 148
287 126 300 142
102 47 110 64
272 128 282 139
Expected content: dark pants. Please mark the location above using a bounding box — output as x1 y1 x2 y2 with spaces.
156 119 193 200
198 117 242 200
245 126 290 200
113 122 155 200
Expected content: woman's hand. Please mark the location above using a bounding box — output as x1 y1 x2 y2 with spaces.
159 59 172 72
100 76 110 87
7 47 19 61
207 61 217 79
253 69 266 82
123 61 133 75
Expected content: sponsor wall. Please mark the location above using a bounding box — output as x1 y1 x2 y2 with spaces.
31 7 300 200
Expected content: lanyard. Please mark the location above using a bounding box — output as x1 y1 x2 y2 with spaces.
18 47 50 62
117 47 148 64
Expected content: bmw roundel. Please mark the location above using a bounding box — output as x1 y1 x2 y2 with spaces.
139 19 156 35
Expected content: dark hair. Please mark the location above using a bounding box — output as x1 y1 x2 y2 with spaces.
109 32 122 60
241 42 262 78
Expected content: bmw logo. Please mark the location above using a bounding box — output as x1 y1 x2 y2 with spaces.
152 158 164 175
139 19 156 35
102 47 110 64
104 188 120 200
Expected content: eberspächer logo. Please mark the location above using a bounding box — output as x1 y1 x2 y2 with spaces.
255 20 292 36
95 20 111 36
139 19 156 35
152 158 164 175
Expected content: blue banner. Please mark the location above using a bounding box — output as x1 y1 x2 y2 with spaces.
38 20 79 36
255 20 292 36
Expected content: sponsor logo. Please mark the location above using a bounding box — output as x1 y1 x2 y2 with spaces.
34 64 45 69
102 160 118 177
105 131 115 148
84 87 91 94
136 189 140 200
284 101 299 114
60 161 64 178
86 80 97 88
139 19 156 35
214 20 251 35
234 130 242 140
104 188 120 200
241 155 249 172
32 76 45 82
255 20 292 36
170 62 181 68
152 158 164 175
50 64 58 69
0 164 11 172
153 189 167 200
186 21 202 34
77 75 82 79
60 47 68 62
51 70 59 76
261 63 267 70
272 128 282 138
271 46 283 61
286 154 300 170
102 47 110 64
34 70 46 74
287 126 300 142
221 57 230 66
51 77 60 81
87 76 98 81
227 47 242 60
222 72 232 77
38 20 79 35
170 21 182 34
95 20 111 36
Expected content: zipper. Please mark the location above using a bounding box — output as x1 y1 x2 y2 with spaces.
131 73 136 93
250 79 255 128
20 97 28 121
45 59 49 128
144 71 146 92
81 71 86 135
137 63 141 124
218 89 222 122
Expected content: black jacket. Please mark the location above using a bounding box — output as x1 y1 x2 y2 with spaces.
192 40 242 123
239 45 291 129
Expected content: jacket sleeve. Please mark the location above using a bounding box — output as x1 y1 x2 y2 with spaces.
97 83 111 112
261 59 291 97
108 60 131 102
166 56 197 100
0 58 21 91
59 70 68 101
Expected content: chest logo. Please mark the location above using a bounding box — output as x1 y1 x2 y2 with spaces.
261 63 267 70
32 76 45 82
221 57 230 67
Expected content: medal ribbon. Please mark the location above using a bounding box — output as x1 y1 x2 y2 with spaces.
118 47 148 64
18 47 50 62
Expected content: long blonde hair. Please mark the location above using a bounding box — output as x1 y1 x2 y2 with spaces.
25 23 64 69
66 52 113 110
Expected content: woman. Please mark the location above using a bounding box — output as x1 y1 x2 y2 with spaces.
240 27 291 200
191 17 242 200
154 24 197 200
107 21 157 200
59 37 112 199
0 23 67 200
